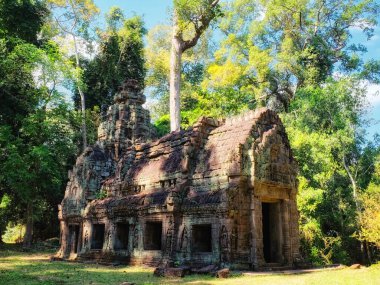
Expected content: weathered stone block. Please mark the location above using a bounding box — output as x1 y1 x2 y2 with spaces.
216 268 230 278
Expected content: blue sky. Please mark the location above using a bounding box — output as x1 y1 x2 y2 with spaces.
93 1 380 139
94 0 173 28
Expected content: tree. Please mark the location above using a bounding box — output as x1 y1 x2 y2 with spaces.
0 0 49 244
206 0 380 111
0 0 48 45
1 93 77 247
146 22 216 135
282 76 379 264
0 0 79 246
74 10 146 109
357 157 380 261
48 0 99 150
0 0 49 131
169 0 221 132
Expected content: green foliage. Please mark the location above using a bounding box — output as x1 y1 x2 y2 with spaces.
0 0 49 45
95 189 107 200
74 14 146 109
0 0 79 244
357 158 380 248
281 77 378 264
154 114 170 137
204 0 380 110
2 223 25 244
174 0 223 34
0 39 40 129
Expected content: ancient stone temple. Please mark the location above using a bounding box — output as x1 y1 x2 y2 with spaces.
56 79 301 269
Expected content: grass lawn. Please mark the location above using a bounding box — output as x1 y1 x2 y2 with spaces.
0 246 379 285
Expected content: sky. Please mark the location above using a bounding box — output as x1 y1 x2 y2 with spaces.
93 0 380 139
94 0 173 28
349 24 380 140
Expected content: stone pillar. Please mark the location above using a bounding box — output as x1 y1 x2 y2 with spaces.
250 196 258 268
274 202 284 263
59 220 69 258
77 223 83 253
282 199 291 264
289 198 301 260
254 199 264 265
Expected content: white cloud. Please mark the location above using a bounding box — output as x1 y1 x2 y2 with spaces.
366 83 380 106
371 34 380 41
53 35 99 60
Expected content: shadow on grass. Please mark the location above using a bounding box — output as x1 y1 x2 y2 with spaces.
0 245 343 285
0 253 218 285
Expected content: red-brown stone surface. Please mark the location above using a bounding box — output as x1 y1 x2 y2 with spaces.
56 80 300 270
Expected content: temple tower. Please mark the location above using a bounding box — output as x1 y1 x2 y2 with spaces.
97 79 154 158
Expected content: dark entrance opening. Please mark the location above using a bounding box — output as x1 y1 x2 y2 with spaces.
144 222 162 250
115 223 129 250
262 202 282 263
91 224 105 250
192 224 212 252
68 225 80 253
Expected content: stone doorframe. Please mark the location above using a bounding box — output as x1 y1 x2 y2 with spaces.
66 222 82 258
250 184 293 268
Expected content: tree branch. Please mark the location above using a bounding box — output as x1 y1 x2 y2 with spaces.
181 0 220 52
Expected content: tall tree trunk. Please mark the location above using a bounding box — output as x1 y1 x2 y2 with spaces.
0 226 4 244
169 0 220 132
170 23 183 132
23 202 33 248
73 34 87 149
343 155 365 262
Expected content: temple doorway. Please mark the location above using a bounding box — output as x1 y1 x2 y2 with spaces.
68 224 80 254
262 202 282 263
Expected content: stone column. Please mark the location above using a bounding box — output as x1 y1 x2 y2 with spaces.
281 199 291 264
250 196 258 269
255 199 264 265
77 222 83 253
275 202 284 263
289 198 301 260
59 220 69 258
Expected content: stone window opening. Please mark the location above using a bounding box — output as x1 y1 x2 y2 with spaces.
91 224 105 250
192 224 212 252
144 221 162 250
114 223 129 250
169 179 176 187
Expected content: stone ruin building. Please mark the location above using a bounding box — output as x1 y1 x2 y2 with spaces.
56 79 301 270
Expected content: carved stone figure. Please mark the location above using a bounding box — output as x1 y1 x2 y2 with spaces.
83 229 89 249
179 226 188 251
132 226 139 250
220 225 229 263
165 218 174 256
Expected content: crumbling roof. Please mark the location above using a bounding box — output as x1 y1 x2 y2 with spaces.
103 107 295 191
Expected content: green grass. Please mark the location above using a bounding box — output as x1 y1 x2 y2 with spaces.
0 246 379 285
